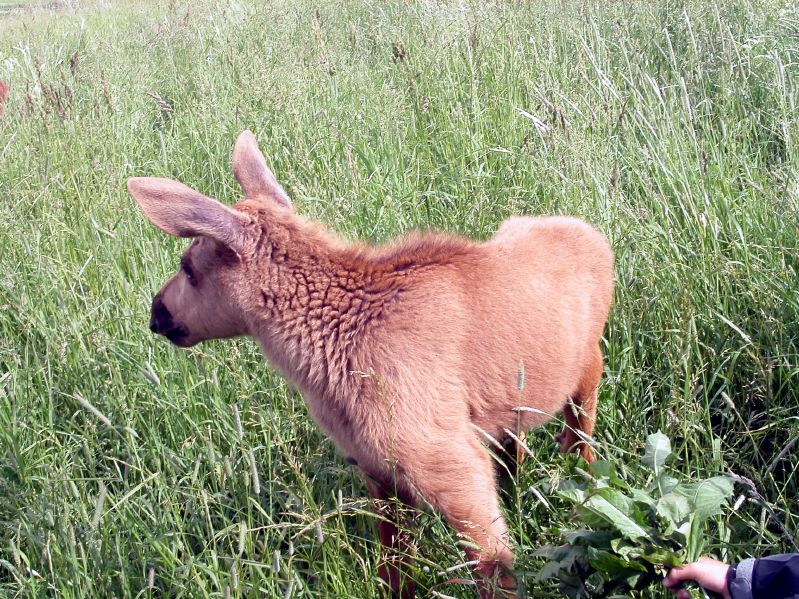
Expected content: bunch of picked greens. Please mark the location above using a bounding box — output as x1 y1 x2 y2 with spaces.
535 432 735 597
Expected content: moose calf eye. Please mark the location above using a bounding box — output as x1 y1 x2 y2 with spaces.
182 264 196 285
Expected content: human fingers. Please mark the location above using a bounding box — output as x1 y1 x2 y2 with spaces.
663 563 699 589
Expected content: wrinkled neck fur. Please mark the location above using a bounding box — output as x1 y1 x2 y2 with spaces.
240 207 398 395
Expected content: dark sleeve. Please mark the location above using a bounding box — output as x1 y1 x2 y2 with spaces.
729 554 799 599
729 558 755 599
752 554 799 599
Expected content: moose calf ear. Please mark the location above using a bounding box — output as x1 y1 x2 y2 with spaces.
127 177 249 255
232 130 292 209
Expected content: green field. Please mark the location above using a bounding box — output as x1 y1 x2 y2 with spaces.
1 0 797 597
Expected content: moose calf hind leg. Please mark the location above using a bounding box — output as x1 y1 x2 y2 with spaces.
558 345 602 463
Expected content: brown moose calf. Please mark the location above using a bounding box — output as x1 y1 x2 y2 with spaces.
128 131 614 599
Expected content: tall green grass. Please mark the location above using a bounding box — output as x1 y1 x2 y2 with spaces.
1 0 797 596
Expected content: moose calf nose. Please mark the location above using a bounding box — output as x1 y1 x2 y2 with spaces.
150 294 171 335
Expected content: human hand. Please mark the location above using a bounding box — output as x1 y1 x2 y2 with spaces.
662 557 732 599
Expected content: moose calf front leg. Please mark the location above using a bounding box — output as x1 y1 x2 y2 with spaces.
408 435 517 598
364 475 417 599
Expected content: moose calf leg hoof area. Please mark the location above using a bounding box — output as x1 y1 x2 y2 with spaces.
555 428 579 454
475 560 517 599
579 445 597 463
556 429 597 463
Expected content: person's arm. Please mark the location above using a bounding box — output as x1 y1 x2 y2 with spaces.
663 554 799 599
746 554 799 598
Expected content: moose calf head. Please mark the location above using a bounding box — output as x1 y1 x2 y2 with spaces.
128 131 292 348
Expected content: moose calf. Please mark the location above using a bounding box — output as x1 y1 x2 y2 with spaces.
128 131 614 598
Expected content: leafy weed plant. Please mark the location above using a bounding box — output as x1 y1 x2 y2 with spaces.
537 433 734 597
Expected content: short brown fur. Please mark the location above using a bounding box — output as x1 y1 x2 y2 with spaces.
128 130 614 598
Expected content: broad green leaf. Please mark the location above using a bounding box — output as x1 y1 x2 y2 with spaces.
534 544 586 562
629 487 657 508
687 514 706 563
595 487 636 511
656 492 691 532
575 504 611 528
609 539 683 568
533 544 567 560
666 519 692 546
625 572 644 588
678 476 734 520
558 487 588 504
610 537 636 557
558 572 589 598
589 459 614 478
563 530 615 547
590 460 628 489
557 480 588 504
680 477 734 562
611 539 656 565
642 431 672 476
583 493 650 541
537 560 566 582
637 548 684 568
658 475 680 495
587 547 648 577
595 487 653 528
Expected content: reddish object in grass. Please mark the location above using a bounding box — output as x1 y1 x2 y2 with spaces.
0 80 8 115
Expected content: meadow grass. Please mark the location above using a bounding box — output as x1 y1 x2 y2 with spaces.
0 0 797 596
